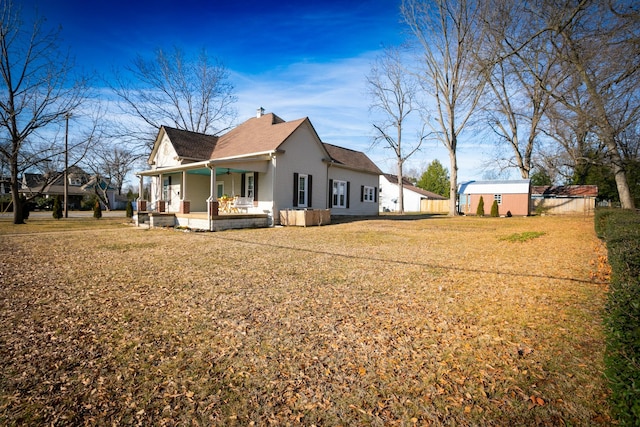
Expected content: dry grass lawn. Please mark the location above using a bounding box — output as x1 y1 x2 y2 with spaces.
0 214 610 425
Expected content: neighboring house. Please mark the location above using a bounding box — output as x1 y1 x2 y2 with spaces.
20 166 116 209
458 180 531 216
531 185 598 215
0 176 10 196
379 174 447 213
136 109 382 230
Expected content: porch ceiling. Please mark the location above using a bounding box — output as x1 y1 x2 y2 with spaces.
137 157 270 177
185 167 247 176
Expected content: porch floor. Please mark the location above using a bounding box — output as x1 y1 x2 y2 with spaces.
135 211 270 231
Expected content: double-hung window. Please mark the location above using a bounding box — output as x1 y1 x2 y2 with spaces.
246 174 254 199
363 186 376 202
294 173 309 207
494 194 502 205
332 180 347 208
299 174 308 207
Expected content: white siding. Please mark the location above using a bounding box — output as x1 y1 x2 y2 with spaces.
155 135 179 167
379 176 424 212
459 180 530 195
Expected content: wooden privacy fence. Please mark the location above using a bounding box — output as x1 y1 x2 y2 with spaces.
531 198 596 215
420 197 596 215
420 199 449 214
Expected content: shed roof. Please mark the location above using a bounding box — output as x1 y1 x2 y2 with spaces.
458 180 531 195
532 185 598 197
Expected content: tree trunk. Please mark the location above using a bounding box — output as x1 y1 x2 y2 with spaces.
397 161 404 214
607 139 635 209
448 149 458 216
563 29 636 210
10 149 25 224
11 174 24 224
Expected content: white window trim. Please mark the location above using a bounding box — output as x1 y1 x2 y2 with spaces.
494 194 502 204
298 174 308 208
333 180 347 208
363 186 375 202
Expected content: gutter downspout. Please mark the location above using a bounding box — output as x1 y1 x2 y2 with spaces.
326 159 335 210
271 153 277 226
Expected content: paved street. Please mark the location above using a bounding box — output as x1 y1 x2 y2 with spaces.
0 210 128 219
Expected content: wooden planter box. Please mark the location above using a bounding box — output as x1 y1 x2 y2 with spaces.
280 209 331 227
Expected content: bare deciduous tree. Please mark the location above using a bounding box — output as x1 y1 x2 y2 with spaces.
112 46 237 150
0 1 90 224
517 0 639 209
401 0 487 216
84 144 138 210
481 1 557 179
367 47 424 214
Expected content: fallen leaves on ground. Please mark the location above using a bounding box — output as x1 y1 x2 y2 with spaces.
0 215 610 425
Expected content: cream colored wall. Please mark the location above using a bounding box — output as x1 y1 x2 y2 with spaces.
185 174 211 212
328 166 379 216
273 125 329 214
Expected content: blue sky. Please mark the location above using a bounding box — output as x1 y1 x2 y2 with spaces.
21 0 494 181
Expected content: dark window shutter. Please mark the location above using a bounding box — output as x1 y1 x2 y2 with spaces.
241 173 246 197
374 187 378 203
293 173 299 207
328 179 333 207
308 174 313 207
346 181 350 209
361 185 364 202
253 172 258 203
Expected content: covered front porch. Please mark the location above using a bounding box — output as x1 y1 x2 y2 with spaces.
135 154 274 231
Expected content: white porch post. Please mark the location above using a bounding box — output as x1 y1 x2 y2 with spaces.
157 173 165 212
137 174 147 212
207 166 218 230
180 170 190 214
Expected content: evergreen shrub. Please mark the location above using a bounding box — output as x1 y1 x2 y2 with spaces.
490 200 499 217
93 201 102 219
476 196 485 216
52 196 62 219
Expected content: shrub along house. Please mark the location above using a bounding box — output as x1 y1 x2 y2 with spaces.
135 109 382 230
458 180 532 216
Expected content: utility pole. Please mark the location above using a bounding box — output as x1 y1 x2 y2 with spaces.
64 112 71 218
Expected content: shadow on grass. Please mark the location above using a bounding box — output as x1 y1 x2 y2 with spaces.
330 213 450 224
209 232 602 286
